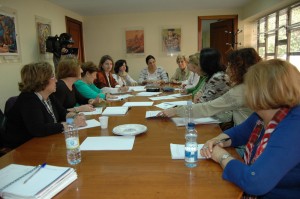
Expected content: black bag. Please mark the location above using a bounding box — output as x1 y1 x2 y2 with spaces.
45 35 60 54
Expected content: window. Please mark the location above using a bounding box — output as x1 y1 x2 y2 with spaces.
257 2 300 70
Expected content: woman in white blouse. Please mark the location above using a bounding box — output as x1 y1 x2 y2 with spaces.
138 55 169 85
113 59 138 86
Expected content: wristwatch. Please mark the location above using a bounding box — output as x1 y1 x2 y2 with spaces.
219 153 231 164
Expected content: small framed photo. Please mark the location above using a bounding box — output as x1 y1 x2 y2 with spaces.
125 28 144 56
162 27 181 56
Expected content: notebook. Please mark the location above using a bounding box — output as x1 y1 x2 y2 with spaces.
0 164 77 199
101 106 129 116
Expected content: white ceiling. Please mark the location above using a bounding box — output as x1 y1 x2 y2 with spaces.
46 0 251 16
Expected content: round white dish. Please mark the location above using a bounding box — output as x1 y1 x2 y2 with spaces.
112 124 147 136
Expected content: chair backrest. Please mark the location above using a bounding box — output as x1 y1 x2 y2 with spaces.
0 109 6 147
4 96 18 115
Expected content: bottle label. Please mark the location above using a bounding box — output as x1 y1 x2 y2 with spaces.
65 137 79 149
185 146 198 162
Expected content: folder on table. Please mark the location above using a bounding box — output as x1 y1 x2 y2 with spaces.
0 164 77 199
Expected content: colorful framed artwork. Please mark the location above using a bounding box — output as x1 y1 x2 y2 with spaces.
125 28 144 55
0 11 19 55
162 27 181 55
37 22 51 54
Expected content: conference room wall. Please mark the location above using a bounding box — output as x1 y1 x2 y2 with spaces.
0 0 83 111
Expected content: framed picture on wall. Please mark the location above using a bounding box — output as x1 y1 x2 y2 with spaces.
36 22 51 54
0 11 19 55
125 28 144 55
162 27 181 56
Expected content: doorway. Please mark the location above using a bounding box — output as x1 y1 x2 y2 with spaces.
198 15 238 63
65 16 85 63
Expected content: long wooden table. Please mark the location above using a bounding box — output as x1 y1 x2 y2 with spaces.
0 93 242 199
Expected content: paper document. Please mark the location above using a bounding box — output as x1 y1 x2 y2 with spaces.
136 92 161 96
102 106 129 116
171 117 220 127
80 136 135 150
170 143 205 159
149 96 176 101
0 164 77 199
108 94 133 101
80 107 103 115
77 119 101 130
122 102 154 107
145 111 161 118
129 86 146 92
155 102 177 109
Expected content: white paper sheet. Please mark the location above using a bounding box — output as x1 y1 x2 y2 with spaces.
129 86 146 92
145 111 161 118
80 107 103 115
171 117 220 126
136 92 161 96
102 106 129 116
148 96 176 101
170 143 205 159
77 119 101 130
80 136 135 150
108 94 133 101
155 102 177 109
122 102 154 107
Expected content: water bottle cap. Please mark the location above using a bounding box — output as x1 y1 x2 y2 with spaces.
187 122 195 128
66 118 74 124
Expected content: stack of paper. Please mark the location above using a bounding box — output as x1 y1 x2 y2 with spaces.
122 102 154 107
145 111 161 118
0 164 77 199
80 136 135 150
80 107 103 115
170 143 205 159
171 117 220 127
102 106 129 116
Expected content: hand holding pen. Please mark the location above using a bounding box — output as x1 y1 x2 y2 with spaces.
201 137 231 154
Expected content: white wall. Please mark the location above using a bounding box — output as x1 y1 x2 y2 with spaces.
0 0 83 110
83 9 239 83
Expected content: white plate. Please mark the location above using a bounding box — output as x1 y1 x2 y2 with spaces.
112 124 147 136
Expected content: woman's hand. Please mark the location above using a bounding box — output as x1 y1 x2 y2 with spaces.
78 104 95 112
210 145 230 163
118 86 129 93
200 135 230 158
73 113 87 127
193 91 202 103
88 97 105 105
157 108 177 117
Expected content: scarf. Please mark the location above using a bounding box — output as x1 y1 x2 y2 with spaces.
242 107 290 199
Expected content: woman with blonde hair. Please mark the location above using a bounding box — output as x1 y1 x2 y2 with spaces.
200 59 300 198
170 54 191 84
4 62 86 149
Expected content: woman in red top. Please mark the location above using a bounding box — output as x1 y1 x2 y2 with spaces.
94 55 128 93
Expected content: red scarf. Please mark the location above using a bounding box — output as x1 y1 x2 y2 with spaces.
244 107 290 164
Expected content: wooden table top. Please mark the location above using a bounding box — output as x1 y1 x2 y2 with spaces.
0 92 242 199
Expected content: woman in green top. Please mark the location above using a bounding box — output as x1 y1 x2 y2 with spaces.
181 48 226 99
74 61 113 101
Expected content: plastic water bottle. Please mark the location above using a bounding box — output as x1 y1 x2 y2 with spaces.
185 122 198 168
64 118 81 165
185 100 193 128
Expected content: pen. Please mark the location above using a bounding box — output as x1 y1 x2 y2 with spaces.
23 163 47 184
213 138 231 146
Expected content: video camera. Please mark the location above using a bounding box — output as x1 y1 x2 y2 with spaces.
46 33 77 57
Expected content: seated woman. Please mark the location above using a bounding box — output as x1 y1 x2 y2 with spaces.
181 71 200 89
3 62 86 149
112 59 138 86
138 55 169 85
159 48 261 127
169 54 191 84
54 57 97 112
74 61 114 100
200 59 300 198
181 48 229 100
94 55 128 93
